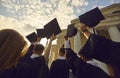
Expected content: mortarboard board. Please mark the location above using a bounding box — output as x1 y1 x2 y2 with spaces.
36 29 46 38
26 32 37 42
66 24 78 37
79 7 105 28
44 18 61 38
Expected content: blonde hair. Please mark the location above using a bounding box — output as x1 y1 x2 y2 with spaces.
0 29 28 71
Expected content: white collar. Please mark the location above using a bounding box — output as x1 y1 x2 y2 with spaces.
30 54 40 59
58 56 66 60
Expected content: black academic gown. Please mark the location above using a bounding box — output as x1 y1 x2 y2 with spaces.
66 48 110 78
80 34 120 67
19 44 34 62
0 67 16 78
75 58 110 78
66 48 78 76
49 59 69 78
16 56 49 78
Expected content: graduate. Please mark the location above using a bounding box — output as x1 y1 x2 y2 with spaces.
65 12 111 77
64 35 110 78
16 34 56 78
79 25 120 78
79 7 120 78
19 32 38 62
0 29 28 78
63 35 110 78
49 21 73 78
79 25 120 67
49 47 69 78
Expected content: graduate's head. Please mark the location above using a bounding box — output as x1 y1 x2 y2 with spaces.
0 29 28 71
33 44 44 55
59 47 65 56
78 46 93 60
78 52 92 62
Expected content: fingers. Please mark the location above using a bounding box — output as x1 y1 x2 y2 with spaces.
79 24 88 33
50 33 56 41
37 36 41 41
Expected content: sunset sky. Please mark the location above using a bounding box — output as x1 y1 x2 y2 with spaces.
0 0 120 37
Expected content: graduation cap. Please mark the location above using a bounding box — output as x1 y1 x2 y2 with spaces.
36 29 46 38
44 18 61 38
26 32 37 42
79 7 105 28
66 24 78 37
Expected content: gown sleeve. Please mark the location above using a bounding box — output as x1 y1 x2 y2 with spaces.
80 34 120 66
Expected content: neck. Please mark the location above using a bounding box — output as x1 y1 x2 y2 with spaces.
58 56 66 59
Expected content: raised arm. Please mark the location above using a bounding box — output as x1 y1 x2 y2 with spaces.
79 25 91 39
64 36 71 48
44 34 56 63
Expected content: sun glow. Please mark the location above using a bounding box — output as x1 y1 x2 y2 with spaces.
40 38 57 47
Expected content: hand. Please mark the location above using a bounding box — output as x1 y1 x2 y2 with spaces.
79 25 88 33
64 35 68 40
37 36 41 42
79 24 91 39
50 33 56 41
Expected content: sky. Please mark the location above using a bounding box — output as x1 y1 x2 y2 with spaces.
0 0 120 37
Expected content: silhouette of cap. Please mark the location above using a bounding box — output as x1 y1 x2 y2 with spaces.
66 24 78 37
79 7 105 28
26 32 37 42
44 18 61 38
36 29 46 38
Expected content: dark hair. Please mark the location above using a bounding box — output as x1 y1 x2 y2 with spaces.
59 47 65 54
78 48 92 59
73 28 78 36
33 44 44 52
